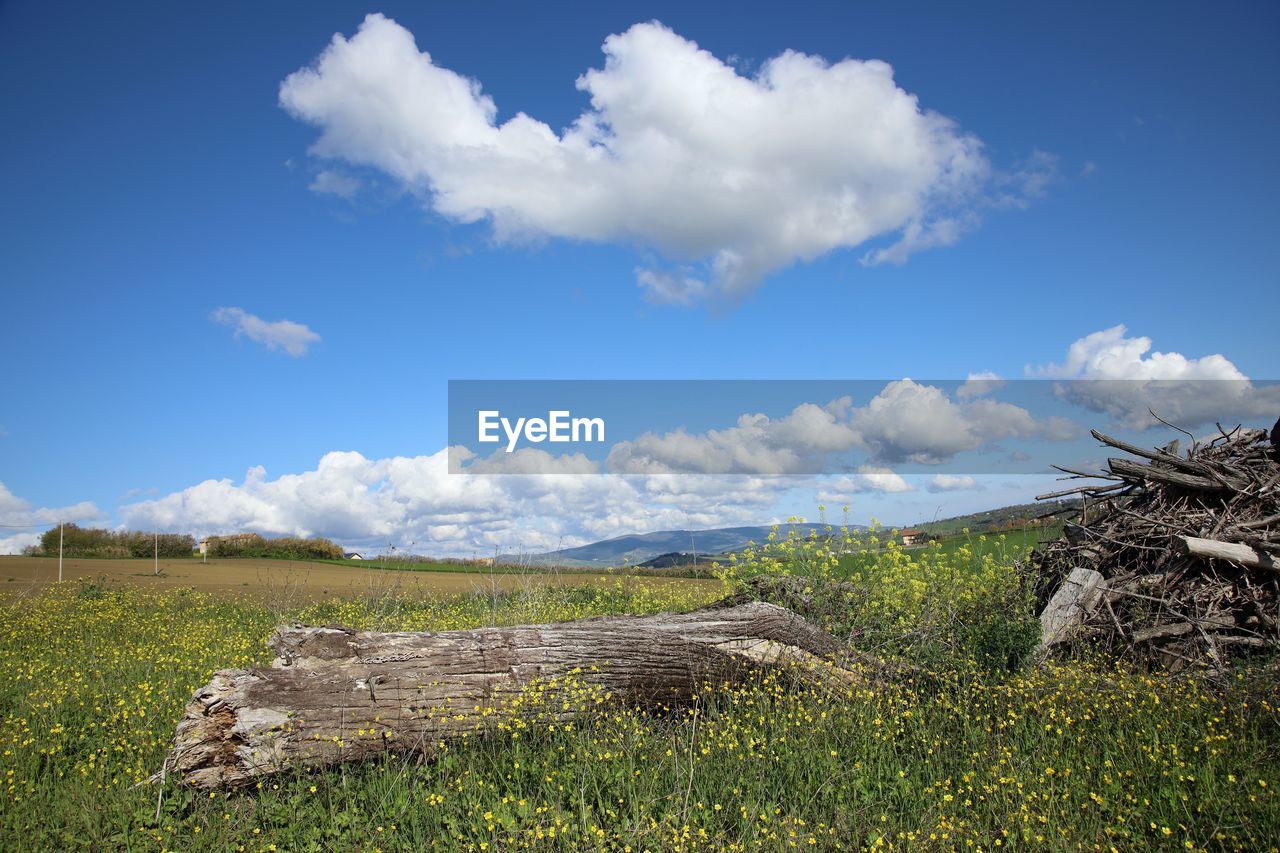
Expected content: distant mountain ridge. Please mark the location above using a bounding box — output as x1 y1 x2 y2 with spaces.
502 498 1079 569
504 523 861 568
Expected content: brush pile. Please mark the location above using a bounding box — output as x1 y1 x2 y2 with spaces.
1031 420 1280 671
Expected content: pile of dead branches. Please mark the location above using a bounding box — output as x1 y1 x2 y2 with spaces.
1031 420 1280 672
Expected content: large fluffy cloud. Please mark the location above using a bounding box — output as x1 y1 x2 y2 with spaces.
85 329 1275 555
606 400 858 475
279 14 1040 301
0 483 101 555
1028 325 1278 429
119 450 791 555
600 382 1077 474
849 380 1078 464
1033 325 1246 382
115 448 1072 555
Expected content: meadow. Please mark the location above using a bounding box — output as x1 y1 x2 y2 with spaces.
835 525 1056 581
0 555 714 603
1 529 1277 851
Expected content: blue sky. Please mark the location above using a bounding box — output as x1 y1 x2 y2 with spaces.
1 1 1277 554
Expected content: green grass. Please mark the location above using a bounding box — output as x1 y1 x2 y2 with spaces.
912 501 1079 538
310 557 718 579
1 556 1277 851
228 524 1058 580
834 525 1058 581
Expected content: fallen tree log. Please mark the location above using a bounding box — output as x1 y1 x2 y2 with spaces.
171 601 847 789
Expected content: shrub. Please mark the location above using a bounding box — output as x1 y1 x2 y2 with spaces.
37 524 195 559
719 514 1039 667
957 609 1042 672
206 533 345 561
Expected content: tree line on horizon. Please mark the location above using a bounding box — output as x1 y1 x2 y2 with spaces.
32 524 195 559
25 525 344 561
204 533 344 561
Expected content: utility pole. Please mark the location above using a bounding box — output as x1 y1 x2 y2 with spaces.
58 522 63 583
154 528 159 575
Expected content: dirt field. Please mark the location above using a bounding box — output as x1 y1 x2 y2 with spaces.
0 556 719 601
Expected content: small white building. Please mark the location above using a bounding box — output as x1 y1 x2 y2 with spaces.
344 552 363 560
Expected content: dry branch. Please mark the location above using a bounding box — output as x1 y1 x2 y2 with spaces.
1178 536 1278 571
171 601 848 789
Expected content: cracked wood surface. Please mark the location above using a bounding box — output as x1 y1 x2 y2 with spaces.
171 601 843 788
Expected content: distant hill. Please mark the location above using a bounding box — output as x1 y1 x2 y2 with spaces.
637 551 729 569
913 499 1080 537
504 523 851 568
503 500 1079 569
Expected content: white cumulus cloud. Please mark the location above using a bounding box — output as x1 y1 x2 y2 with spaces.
851 379 1079 464
927 474 979 493
279 14 1043 301
1028 325 1278 429
1033 325 1245 382
120 450 791 555
956 371 1005 400
600 382 1078 474
606 400 859 475
0 482 101 555
816 466 914 503
211 307 322 357
601 381 1080 474
457 447 601 476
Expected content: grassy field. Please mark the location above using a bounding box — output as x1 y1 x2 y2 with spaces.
836 526 1057 580
911 502 1078 538
1 539 1277 851
0 556 718 603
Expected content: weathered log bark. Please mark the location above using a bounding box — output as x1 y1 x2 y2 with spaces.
171 601 845 789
